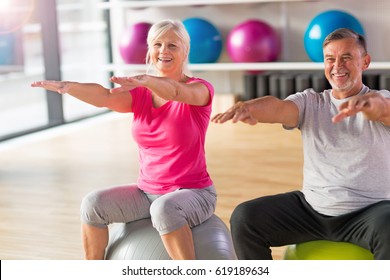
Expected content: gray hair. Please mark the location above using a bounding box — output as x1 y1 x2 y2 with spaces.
323 28 367 55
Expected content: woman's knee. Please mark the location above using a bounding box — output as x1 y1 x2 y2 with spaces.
80 190 108 226
149 198 184 222
150 199 186 234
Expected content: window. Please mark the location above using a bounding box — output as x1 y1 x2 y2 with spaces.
0 0 111 141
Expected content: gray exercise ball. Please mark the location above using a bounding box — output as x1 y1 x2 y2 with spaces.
105 214 237 260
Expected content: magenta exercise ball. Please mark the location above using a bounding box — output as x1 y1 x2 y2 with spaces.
119 22 152 64
227 19 281 63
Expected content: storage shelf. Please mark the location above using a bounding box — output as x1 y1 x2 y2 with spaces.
101 62 390 72
1 62 389 78
97 0 315 9
98 0 390 74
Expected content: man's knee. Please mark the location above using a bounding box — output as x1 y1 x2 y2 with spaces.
230 201 255 234
373 205 390 238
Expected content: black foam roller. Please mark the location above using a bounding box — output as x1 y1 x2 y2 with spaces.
295 74 311 92
269 74 280 98
312 74 330 92
379 74 390 90
279 75 295 99
243 74 257 100
363 73 379 89
256 74 269 97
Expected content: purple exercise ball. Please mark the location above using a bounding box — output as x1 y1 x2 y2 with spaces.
119 22 152 64
227 19 281 63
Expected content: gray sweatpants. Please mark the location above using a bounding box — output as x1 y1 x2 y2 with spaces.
80 184 217 235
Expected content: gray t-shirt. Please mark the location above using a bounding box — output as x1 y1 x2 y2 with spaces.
285 85 390 216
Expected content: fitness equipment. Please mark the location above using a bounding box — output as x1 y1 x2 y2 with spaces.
243 74 257 101
363 74 380 89
119 22 152 64
0 33 15 65
268 74 281 98
284 240 374 260
256 74 269 98
182 17 222 63
226 19 280 63
279 75 295 99
379 74 390 90
105 214 237 260
304 10 365 62
295 74 312 92
0 31 24 69
311 73 331 92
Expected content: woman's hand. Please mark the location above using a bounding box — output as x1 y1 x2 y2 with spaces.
31 80 72 94
110 75 148 94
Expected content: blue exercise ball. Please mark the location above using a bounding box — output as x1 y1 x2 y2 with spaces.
183 17 222 64
304 10 365 62
0 34 15 65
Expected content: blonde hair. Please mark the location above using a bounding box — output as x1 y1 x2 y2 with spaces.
145 19 191 74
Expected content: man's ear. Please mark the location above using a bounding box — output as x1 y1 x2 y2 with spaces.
362 53 371 70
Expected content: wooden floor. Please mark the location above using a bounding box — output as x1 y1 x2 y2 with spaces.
0 95 303 260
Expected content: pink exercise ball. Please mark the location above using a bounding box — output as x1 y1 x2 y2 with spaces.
227 19 281 63
119 22 152 64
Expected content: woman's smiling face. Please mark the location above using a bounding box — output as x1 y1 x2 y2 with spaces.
150 30 187 76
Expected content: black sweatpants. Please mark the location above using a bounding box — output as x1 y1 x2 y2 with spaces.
230 191 390 260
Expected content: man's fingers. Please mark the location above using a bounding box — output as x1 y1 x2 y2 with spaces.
332 110 349 123
211 113 223 123
213 112 234 123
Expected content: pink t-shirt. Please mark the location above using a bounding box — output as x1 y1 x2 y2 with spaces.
130 77 214 194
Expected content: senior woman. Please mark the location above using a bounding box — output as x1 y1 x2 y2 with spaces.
31 19 216 260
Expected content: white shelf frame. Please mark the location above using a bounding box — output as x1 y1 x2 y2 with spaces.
101 62 390 72
97 0 316 9
98 0 389 73
6 0 385 78
1 62 389 76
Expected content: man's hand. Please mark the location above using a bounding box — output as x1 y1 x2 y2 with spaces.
332 92 390 124
211 101 258 125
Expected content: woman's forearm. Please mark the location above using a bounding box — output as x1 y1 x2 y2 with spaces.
141 75 179 100
63 82 111 108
